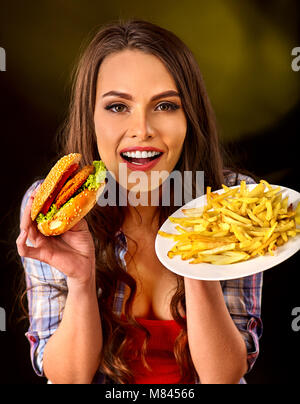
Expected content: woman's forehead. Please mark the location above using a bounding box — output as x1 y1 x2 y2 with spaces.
97 49 177 94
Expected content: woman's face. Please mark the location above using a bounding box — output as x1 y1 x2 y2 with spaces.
94 49 187 192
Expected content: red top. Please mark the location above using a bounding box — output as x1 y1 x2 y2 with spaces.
122 315 194 384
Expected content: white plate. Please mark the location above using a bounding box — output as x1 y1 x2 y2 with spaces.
155 184 300 281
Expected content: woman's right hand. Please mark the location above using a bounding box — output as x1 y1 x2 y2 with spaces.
16 186 96 286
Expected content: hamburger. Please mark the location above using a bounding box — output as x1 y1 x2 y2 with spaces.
31 153 106 236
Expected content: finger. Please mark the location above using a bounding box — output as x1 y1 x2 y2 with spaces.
16 228 47 263
17 240 43 261
20 200 44 249
31 183 42 198
16 229 29 257
27 224 40 246
20 184 42 233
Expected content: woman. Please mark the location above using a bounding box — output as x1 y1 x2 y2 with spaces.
17 19 262 384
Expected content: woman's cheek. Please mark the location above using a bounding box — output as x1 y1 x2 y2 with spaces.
165 130 186 163
96 134 118 172
162 114 187 141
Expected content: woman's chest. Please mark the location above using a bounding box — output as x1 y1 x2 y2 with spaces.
122 232 181 320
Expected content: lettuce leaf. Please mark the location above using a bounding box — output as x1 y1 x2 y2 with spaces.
83 160 106 190
36 204 58 224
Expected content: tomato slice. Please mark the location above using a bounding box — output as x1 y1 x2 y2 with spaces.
41 163 79 215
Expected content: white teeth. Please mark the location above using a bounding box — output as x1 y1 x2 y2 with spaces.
122 150 162 159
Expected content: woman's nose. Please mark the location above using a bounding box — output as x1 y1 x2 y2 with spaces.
128 109 153 140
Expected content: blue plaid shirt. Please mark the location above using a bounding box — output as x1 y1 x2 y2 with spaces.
20 172 263 384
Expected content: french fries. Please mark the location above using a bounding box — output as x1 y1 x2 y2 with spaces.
159 180 300 265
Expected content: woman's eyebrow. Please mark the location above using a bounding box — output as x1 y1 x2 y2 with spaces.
101 90 181 101
151 90 181 101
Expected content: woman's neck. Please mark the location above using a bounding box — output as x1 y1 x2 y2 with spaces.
123 205 160 233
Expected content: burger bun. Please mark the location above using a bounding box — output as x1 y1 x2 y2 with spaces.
37 185 104 236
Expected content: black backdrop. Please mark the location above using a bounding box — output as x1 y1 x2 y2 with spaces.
0 1 300 384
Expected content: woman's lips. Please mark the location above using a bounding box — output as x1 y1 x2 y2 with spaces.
120 153 164 171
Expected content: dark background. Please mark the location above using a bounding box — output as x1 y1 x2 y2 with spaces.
0 0 299 384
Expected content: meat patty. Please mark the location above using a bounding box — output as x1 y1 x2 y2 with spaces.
54 165 95 209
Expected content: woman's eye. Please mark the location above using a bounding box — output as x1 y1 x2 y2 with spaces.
104 102 180 113
156 102 180 112
105 104 127 113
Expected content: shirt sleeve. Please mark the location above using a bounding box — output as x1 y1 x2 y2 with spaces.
224 171 257 187
221 273 263 372
20 181 68 377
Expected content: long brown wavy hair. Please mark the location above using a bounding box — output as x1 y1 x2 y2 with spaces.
56 19 226 384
